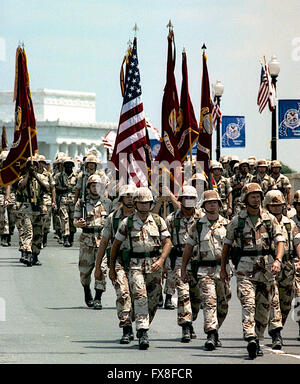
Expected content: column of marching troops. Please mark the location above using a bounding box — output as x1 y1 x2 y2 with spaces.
1 149 300 360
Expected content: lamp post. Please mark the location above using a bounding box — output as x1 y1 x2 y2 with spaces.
213 80 224 161
268 55 280 161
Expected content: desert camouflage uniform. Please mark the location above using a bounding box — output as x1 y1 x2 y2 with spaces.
74 194 110 289
215 176 232 217
165 208 203 325
272 174 291 203
230 173 253 214
186 214 231 334
41 169 55 237
115 212 170 331
0 185 9 236
7 184 17 238
251 173 277 195
102 208 133 328
14 173 49 256
55 170 77 238
268 215 300 332
76 169 109 199
224 208 285 340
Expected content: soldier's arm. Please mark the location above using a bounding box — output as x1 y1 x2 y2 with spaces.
152 237 172 272
180 243 194 283
220 244 231 282
94 236 110 279
33 172 50 192
109 239 122 282
18 173 29 189
286 187 292 207
74 188 80 204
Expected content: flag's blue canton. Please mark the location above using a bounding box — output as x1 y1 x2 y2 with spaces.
124 40 142 103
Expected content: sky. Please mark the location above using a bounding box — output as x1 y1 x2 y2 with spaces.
1 0 300 170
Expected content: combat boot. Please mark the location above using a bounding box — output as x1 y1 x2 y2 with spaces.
83 285 94 307
137 329 149 350
43 233 48 248
215 331 222 347
63 235 71 247
69 232 75 246
120 326 133 344
256 339 263 357
19 250 26 264
189 323 197 339
204 330 217 351
246 337 257 359
270 328 283 350
24 252 33 267
93 289 103 310
158 293 163 308
164 294 175 310
32 253 42 266
297 322 300 341
181 324 191 343
1 235 9 247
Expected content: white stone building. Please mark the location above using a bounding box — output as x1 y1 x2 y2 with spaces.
0 88 117 162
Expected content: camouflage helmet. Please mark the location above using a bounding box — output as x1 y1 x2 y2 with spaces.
133 187 153 203
219 155 229 164
270 160 281 169
118 184 137 200
263 190 285 208
85 155 100 164
63 156 75 166
26 155 39 166
210 161 223 171
248 156 257 162
256 159 268 168
248 158 256 166
86 174 105 187
239 159 249 167
38 154 46 162
293 190 300 205
229 155 239 165
241 183 263 203
178 185 198 199
201 189 222 207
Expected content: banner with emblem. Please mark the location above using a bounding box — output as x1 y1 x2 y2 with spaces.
221 115 245 148
0 45 38 187
278 99 300 139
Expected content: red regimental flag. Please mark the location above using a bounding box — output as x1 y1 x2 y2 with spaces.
155 29 182 193
1 125 8 152
175 50 199 162
0 46 38 187
196 49 213 181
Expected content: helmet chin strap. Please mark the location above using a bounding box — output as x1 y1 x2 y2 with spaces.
246 202 260 209
123 202 133 208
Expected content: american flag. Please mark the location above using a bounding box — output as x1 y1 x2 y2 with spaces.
212 93 222 130
257 63 276 113
111 37 149 187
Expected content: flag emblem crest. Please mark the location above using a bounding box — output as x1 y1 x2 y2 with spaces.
225 123 241 140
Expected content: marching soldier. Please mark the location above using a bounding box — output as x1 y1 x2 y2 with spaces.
14 156 50 266
220 183 285 359
55 156 78 247
210 161 233 218
94 184 136 343
74 174 111 309
291 190 300 340
109 187 172 350
38 154 56 248
269 160 293 212
181 190 231 350
165 186 203 343
230 159 253 214
52 154 65 243
251 159 277 195
263 190 300 349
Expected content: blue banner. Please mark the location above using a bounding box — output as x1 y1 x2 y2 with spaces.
278 99 300 139
221 116 245 148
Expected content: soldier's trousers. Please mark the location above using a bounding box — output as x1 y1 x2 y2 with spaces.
198 274 231 334
7 205 15 235
128 265 162 331
0 205 9 235
15 211 43 255
268 261 296 333
112 260 134 328
187 271 202 322
59 203 76 236
237 277 274 340
78 242 106 290
42 205 52 234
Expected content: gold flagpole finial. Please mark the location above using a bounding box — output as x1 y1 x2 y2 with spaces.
166 20 173 33
133 23 139 36
202 43 207 51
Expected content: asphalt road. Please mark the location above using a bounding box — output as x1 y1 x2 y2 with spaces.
1 230 300 367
